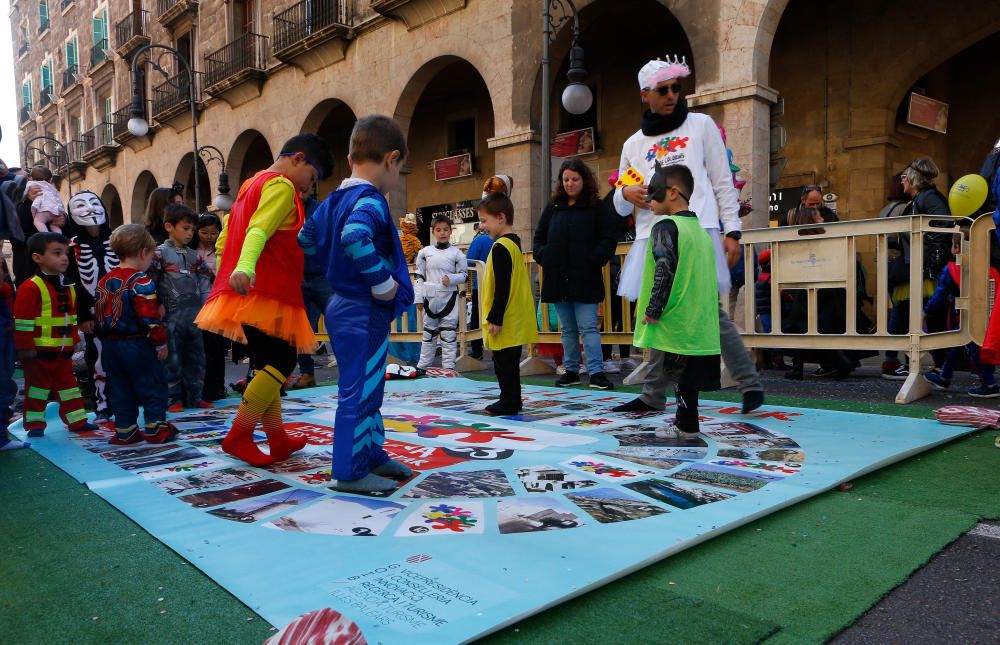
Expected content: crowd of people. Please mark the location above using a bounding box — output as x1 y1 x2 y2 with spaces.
0 55 998 491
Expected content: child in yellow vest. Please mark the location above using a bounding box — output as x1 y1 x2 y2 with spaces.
478 193 537 415
633 164 721 439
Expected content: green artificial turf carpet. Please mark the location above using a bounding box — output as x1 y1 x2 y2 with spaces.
2 378 996 644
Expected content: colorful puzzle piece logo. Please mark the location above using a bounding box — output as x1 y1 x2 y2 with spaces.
645 136 689 162
423 503 478 532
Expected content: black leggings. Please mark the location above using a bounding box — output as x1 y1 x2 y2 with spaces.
242 325 297 377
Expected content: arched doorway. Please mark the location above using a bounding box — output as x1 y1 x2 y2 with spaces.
101 184 124 228
229 130 274 187
394 57 496 246
131 170 158 224
174 152 212 212
301 99 357 197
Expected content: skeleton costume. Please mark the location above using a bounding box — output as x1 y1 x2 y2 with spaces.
414 242 467 369
65 191 119 419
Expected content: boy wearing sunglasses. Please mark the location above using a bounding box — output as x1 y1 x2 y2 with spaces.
13 232 100 437
633 163 720 439
197 134 333 467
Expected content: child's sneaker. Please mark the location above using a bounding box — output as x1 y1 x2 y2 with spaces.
143 422 179 443
109 426 143 445
167 402 184 413
968 384 1000 398
923 368 951 390
555 371 581 387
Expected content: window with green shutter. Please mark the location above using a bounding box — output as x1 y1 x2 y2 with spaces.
39 0 49 32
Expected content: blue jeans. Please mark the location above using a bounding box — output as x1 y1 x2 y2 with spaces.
553 301 603 375
297 273 334 376
102 338 168 429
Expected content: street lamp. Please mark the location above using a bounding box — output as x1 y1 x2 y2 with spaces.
127 43 200 210
198 144 234 212
541 0 591 206
23 135 72 197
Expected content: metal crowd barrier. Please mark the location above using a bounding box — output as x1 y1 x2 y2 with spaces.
319 215 993 404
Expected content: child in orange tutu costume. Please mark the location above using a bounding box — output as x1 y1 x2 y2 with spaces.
196 134 333 466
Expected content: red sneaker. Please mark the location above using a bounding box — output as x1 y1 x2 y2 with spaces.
143 423 179 444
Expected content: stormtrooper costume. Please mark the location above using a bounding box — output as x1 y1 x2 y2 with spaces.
65 191 119 419
414 242 467 370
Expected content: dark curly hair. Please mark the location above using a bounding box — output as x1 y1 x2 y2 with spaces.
551 158 599 209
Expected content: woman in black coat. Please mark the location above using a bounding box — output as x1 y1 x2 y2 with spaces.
533 159 616 389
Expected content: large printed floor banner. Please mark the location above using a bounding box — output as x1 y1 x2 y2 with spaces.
12 378 974 643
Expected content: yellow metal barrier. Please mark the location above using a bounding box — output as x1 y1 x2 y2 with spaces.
739 214 994 403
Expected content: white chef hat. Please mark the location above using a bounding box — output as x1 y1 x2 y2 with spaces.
638 55 691 90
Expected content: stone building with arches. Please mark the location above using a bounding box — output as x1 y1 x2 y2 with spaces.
10 0 1000 247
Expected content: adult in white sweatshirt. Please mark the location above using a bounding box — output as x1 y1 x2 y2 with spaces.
611 57 764 415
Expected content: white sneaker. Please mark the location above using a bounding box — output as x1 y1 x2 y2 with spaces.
621 357 639 372
603 359 621 374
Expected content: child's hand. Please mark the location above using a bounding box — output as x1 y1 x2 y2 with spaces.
642 314 659 325
157 347 168 361
17 349 36 362
79 321 94 334
489 323 502 337
229 271 253 295
441 275 450 286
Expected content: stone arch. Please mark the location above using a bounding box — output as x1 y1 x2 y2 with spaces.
301 98 358 192
130 170 158 224
174 152 212 212
100 183 124 228
228 130 274 187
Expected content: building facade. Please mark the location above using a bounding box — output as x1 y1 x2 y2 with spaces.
8 0 1000 246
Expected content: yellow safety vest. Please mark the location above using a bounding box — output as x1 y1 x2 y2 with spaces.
16 275 77 350
481 236 538 350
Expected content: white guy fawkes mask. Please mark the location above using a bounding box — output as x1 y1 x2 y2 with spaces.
68 191 107 227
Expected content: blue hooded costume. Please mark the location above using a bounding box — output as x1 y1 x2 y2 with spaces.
300 180 414 481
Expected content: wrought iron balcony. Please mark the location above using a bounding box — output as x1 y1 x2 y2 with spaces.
273 0 351 54
152 70 203 124
115 10 150 57
156 0 198 27
204 32 268 106
62 64 80 91
82 121 119 170
39 86 54 109
91 39 110 68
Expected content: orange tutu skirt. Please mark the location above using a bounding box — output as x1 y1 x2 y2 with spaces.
196 292 316 353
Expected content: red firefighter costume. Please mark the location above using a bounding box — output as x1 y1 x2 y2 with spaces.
13 274 90 434
196 170 314 467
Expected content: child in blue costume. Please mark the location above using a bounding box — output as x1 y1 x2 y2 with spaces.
300 115 415 493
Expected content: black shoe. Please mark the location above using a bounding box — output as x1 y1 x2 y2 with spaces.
741 390 764 414
555 372 581 387
784 370 803 381
611 397 660 413
589 372 614 390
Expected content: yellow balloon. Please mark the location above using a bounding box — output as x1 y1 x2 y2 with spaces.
948 174 989 217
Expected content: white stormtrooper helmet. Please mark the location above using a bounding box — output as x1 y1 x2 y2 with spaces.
68 190 108 227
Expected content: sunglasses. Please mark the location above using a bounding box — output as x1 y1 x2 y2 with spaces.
652 83 683 96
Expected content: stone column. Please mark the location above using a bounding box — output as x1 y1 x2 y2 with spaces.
688 83 778 230
486 129 543 249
